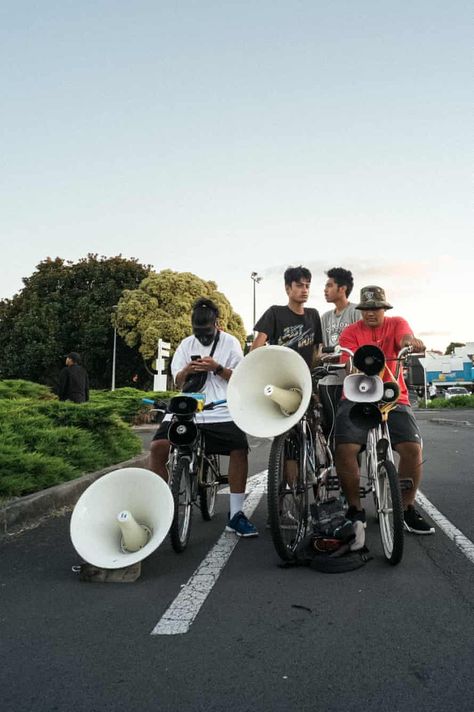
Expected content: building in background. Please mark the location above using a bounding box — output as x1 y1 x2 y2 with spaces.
416 343 474 394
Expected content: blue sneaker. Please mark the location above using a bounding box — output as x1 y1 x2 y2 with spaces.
226 511 259 537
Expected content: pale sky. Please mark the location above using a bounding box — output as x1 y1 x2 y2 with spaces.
1 1 472 351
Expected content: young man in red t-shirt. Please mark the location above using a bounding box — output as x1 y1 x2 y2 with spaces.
335 285 435 537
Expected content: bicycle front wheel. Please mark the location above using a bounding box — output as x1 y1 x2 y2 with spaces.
199 455 219 521
267 430 309 562
169 456 193 553
375 459 404 565
313 427 336 503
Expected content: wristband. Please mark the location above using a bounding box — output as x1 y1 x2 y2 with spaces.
214 364 224 376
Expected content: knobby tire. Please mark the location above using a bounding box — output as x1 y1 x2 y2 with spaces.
267 430 309 562
199 455 219 521
169 456 193 553
376 459 404 565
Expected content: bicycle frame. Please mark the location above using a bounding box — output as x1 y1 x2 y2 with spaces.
364 419 394 490
163 395 226 552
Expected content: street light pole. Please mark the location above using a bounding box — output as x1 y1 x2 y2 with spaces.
250 272 262 330
111 305 118 391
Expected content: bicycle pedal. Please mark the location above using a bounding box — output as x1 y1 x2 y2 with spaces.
325 476 340 491
399 478 414 491
359 487 370 498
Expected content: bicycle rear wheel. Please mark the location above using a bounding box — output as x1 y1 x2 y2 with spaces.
169 455 193 553
267 429 309 562
199 455 219 521
375 459 404 565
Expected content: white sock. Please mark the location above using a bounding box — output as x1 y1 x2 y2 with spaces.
230 493 245 518
350 521 365 551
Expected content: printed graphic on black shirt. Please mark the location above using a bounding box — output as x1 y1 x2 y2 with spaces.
254 305 322 368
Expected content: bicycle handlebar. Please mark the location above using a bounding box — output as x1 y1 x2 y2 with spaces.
142 396 226 413
322 345 424 379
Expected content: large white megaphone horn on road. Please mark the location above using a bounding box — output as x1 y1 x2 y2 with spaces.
70 467 174 569
227 345 312 438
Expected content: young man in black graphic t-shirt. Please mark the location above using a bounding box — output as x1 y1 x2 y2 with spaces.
250 266 322 527
251 266 322 367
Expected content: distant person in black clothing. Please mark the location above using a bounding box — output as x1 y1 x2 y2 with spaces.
251 265 322 367
58 352 89 403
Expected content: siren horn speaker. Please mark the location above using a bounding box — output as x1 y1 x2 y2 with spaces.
349 402 382 429
343 374 384 402
382 381 400 403
168 419 198 446
226 345 312 438
353 345 385 376
70 467 174 569
168 395 199 416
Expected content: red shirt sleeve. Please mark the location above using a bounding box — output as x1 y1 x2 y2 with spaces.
392 317 412 349
338 323 360 363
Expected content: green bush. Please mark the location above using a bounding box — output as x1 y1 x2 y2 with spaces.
0 382 146 498
427 395 474 408
0 444 78 496
90 387 176 423
0 379 55 401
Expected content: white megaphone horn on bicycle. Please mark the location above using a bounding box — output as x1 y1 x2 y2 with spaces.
343 374 384 402
70 467 174 569
227 345 312 438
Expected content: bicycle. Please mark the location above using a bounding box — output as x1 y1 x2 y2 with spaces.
267 362 343 562
335 344 423 565
145 395 228 553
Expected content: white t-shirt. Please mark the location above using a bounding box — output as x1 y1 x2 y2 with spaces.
169 330 244 424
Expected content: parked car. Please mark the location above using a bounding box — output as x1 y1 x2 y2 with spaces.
444 386 470 399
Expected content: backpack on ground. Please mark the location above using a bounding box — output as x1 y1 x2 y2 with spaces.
291 498 372 573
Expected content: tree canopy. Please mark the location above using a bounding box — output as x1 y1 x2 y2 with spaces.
115 269 246 360
0 255 151 388
445 342 465 355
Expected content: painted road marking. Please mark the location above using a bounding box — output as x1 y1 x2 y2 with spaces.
417 490 474 565
151 470 267 636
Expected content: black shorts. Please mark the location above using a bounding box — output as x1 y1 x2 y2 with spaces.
152 420 249 455
334 400 422 447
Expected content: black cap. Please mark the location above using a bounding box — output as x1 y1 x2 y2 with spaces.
192 298 219 325
65 352 81 363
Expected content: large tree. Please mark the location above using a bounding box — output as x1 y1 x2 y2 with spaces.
0 255 151 388
115 269 246 361
444 342 465 355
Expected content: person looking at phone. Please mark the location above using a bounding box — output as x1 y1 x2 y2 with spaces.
149 298 258 537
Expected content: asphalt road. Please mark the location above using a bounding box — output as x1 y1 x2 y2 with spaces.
1 417 473 712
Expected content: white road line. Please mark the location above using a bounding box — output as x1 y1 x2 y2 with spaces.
151 470 268 636
217 470 264 495
416 490 474 565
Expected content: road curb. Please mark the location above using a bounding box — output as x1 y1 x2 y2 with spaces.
0 452 149 540
429 418 473 428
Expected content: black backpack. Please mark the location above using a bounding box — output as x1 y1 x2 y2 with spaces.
289 498 371 573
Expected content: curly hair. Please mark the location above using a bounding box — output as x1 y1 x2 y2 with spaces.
325 267 354 297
